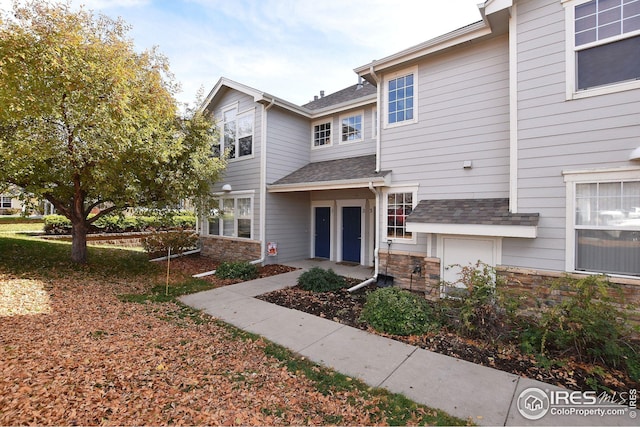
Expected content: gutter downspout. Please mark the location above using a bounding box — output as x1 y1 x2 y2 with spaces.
508 3 519 213
151 248 201 263
349 67 381 293
256 97 277 266
191 256 264 278
348 181 380 292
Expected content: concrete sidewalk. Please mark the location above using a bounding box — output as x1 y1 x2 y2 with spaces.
179 269 636 426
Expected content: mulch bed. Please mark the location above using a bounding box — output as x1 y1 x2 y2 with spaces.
258 284 639 393
163 254 298 287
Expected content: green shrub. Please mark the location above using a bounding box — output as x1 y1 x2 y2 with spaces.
530 275 639 379
170 214 196 229
43 211 196 234
216 261 259 281
141 230 199 257
442 262 519 341
297 267 346 292
43 214 72 234
360 287 435 336
92 214 124 233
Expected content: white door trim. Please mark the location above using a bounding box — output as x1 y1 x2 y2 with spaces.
310 201 335 260
336 199 366 265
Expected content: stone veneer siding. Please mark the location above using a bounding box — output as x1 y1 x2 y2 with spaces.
379 251 441 297
379 250 640 321
200 236 261 262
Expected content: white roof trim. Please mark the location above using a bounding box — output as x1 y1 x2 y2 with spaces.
406 222 538 239
354 20 491 76
484 0 513 15
200 77 311 117
201 77 377 119
268 177 389 193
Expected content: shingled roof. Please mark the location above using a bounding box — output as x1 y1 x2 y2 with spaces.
302 81 376 110
269 155 390 190
407 198 539 227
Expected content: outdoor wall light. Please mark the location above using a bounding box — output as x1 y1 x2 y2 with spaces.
221 184 232 192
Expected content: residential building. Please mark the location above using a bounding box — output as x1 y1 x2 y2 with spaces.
199 0 640 304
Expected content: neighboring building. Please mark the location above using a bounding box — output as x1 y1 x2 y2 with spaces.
0 192 22 215
0 186 55 216
199 0 640 302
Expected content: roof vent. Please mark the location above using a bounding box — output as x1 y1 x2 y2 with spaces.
320 90 325 98
314 95 318 101
356 76 363 90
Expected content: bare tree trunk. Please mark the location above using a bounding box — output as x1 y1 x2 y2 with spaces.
70 176 88 264
71 218 88 264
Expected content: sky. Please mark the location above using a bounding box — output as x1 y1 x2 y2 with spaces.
0 0 485 108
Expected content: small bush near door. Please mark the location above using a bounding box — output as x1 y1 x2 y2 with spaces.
297 267 346 293
441 261 521 343
360 287 437 336
215 261 258 281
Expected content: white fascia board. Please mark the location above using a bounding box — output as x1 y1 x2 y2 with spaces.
200 77 311 117
268 177 388 193
354 21 491 76
484 0 513 15
406 222 538 239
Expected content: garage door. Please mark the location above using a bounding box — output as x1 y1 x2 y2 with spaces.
441 236 498 297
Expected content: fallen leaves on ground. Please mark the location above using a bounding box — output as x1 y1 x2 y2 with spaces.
0 278 51 317
0 269 380 426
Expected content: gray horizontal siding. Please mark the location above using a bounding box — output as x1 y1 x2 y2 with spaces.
381 35 510 201
265 107 310 184
310 105 377 163
265 192 310 263
513 0 640 273
208 88 263 240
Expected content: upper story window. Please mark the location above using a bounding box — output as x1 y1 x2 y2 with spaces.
385 66 418 127
312 120 331 147
214 104 254 159
566 0 640 97
340 111 363 143
1 196 12 208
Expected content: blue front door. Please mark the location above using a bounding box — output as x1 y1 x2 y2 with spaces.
342 207 361 263
314 207 330 259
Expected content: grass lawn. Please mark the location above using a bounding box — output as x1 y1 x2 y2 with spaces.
0 221 44 233
0 234 469 426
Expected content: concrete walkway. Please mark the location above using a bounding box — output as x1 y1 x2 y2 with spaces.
179 265 636 426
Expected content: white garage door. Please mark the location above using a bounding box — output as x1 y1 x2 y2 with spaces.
440 236 499 297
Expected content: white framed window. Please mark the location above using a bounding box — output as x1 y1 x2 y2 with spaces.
312 120 332 148
215 104 254 159
384 187 418 242
384 66 418 128
207 195 253 239
340 111 363 143
564 0 640 99
1 196 12 208
564 168 640 277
